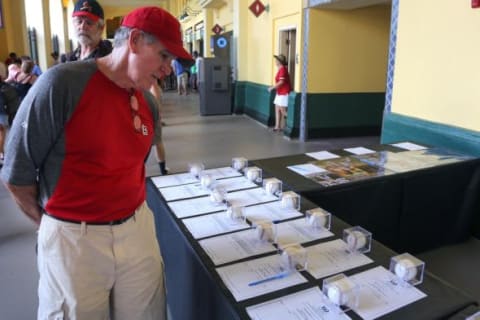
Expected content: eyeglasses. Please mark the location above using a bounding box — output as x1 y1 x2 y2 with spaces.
130 94 143 133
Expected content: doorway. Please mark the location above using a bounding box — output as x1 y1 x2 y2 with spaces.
279 28 296 87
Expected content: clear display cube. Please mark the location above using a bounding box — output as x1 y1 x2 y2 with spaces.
278 243 308 271
323 273 359 310
232 157 248 171
389 253 425 286
343 226 372 254
305 207 331 230
199 172 215 189
253 220 277 243
280 191 301 211
225 204 246 224
209 186 227 205
244 166 263 183
188 162 205 178
262 178 282 196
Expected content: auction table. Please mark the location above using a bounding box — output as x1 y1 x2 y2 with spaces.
252 144 480 253
146 176 478 320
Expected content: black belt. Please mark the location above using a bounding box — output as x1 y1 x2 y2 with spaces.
43 211 136 226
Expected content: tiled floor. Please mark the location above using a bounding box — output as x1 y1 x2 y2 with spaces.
1 91 478 320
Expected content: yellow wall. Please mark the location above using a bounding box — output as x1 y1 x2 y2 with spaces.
392 1 480 131
244 0 303 89
0 18 7 61
25 0 52 69
49 0 67 66
307 5 390 93
210 1 233 32
103 6 144 18
0 0 28 61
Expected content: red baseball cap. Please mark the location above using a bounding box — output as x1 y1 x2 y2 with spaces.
121 7 192 60
72 0 104 22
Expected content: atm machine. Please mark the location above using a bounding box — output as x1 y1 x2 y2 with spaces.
198 58 231 116
198 31 233 116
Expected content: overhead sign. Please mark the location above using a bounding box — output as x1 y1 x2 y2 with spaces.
249 0 266 18
212 24 223 35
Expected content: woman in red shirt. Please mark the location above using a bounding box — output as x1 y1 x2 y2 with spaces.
269 54 291 132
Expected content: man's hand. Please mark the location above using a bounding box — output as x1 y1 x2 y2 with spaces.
3 183 42 225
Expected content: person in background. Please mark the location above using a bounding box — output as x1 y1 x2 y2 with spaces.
4 52 18 66
50 51 60 66
31 60 43 77
172 58 188 95
11 58 37 101
1 6 191 319
5 59 21 83
269 54 291 132
150 80 169 175
195 51 204 90
64 0 112 62
0 62 20 166
190 51 199 91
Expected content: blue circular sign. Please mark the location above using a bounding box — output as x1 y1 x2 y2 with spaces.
216 37 227 48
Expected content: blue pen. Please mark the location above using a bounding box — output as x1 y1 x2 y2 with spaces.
248 272 289 286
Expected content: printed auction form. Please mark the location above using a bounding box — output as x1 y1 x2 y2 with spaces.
199 229 277 265
159 176 257 201
350 266 427 320
182 212 250 239
216 254 308 302
246 287 350 320
305 239 373 279
168 188 277 218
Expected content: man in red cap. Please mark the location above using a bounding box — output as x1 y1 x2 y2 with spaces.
64 0 112 61
1 6 191 320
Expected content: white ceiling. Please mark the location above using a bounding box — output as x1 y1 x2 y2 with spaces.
312 0 391 10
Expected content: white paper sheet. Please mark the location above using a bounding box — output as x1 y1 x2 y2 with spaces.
151 166 241 188
227 188 279 208
305 239 373 279
151 172 197 188
199 229 277 265
244 201 303 222
350 266 427 320
159 176 257 201
390 142 427 151
344 147 376 155
182 212 250 239
275 219 334 246
168 188 278 219
246 287 351 320
306 151 340 161
287 164 327 176
216 254 308 302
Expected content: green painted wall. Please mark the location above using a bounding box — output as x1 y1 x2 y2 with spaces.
381 113 480 157
234 81 274 125
234 82 384 138
306 93 384 137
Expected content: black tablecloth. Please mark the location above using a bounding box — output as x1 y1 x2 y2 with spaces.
252 153 480 253
146 180 478 320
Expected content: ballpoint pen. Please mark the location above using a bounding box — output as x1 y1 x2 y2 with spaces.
248 271 290 286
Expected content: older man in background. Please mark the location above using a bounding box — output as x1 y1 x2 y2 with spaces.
64 0 112 61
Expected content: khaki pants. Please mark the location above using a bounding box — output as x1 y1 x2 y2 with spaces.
37 202 166 320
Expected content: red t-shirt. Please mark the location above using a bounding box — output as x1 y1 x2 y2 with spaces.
45 71 154 222
275 65 291 95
